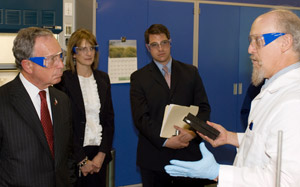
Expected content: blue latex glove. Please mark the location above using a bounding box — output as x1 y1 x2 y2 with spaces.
164 142 220 180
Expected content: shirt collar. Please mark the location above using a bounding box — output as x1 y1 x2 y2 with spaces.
19 72 49 99
154 58 172 75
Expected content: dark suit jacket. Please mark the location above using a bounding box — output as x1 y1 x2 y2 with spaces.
130 59 211 171
0 74 74 187
54 69 114 165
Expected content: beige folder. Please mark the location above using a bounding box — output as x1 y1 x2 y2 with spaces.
160 104 199 138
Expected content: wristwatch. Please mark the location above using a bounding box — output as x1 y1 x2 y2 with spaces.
78 156 88 177
78 156 88 168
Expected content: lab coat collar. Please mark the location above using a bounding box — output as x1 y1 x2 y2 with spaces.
255 64 300 100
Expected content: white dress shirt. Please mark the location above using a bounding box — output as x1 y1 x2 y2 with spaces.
19 73 53 121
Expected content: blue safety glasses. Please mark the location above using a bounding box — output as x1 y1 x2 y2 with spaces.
72 45 99 54
248 32 286 48
29 50 65 68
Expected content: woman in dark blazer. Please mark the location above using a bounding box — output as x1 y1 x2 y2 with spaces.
55 28 114 187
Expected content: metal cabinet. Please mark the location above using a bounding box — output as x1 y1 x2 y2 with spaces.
0 0 63 33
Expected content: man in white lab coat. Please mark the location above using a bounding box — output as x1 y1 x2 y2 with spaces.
165 9 300 187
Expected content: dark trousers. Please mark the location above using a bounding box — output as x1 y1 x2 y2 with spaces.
140 168 215 187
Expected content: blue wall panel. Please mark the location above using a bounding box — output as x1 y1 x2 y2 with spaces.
198 4 240 165
148 1 194 65
97 0 148 185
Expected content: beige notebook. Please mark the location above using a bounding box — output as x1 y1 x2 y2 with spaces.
160 104 199 138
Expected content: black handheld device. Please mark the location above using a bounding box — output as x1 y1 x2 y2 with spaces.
183 113 220 140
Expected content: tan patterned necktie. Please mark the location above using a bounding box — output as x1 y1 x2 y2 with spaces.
163 65 171 88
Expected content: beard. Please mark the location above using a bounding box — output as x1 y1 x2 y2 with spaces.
251 60 265 86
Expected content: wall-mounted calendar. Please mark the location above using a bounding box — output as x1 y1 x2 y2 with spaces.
108 40 137 84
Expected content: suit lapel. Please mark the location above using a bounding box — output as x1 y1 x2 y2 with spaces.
169 60 179 97
93 71 107 111
49 86 65 165
149 62 170 91
149 60 180 96
10 76 53 159
67 72 85 114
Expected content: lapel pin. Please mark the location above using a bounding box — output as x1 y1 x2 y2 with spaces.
54 98 58 106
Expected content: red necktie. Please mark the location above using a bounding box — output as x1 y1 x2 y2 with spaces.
163 65 171 88
39 90 54 157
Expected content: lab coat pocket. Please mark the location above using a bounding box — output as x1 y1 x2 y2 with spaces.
241 130 266 167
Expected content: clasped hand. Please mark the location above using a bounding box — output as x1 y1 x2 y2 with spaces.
80 153 105 176
164 142 220 180
80 160 101 176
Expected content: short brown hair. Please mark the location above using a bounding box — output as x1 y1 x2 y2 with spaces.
144 24 170 44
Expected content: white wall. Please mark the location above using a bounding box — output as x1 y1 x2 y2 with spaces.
0 33 16 64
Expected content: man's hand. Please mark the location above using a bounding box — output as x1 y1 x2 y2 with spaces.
175 126 196 142
164 142 219 180
198 121 239 148
165 126 196 149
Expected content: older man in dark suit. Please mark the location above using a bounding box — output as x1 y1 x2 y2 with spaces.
0 27 74 187
130 24 213 187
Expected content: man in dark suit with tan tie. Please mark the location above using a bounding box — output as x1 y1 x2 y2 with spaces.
0 27 74 186
130 24 213 187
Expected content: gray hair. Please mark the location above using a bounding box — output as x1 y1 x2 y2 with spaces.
271 9 300 57
12 27 54 69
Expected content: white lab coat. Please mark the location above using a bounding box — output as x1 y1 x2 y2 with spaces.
218 67 300 187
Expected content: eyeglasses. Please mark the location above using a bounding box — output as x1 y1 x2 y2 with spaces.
73 45 99 54
248 32 286 48
29 50 65 68
148 40 171 50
